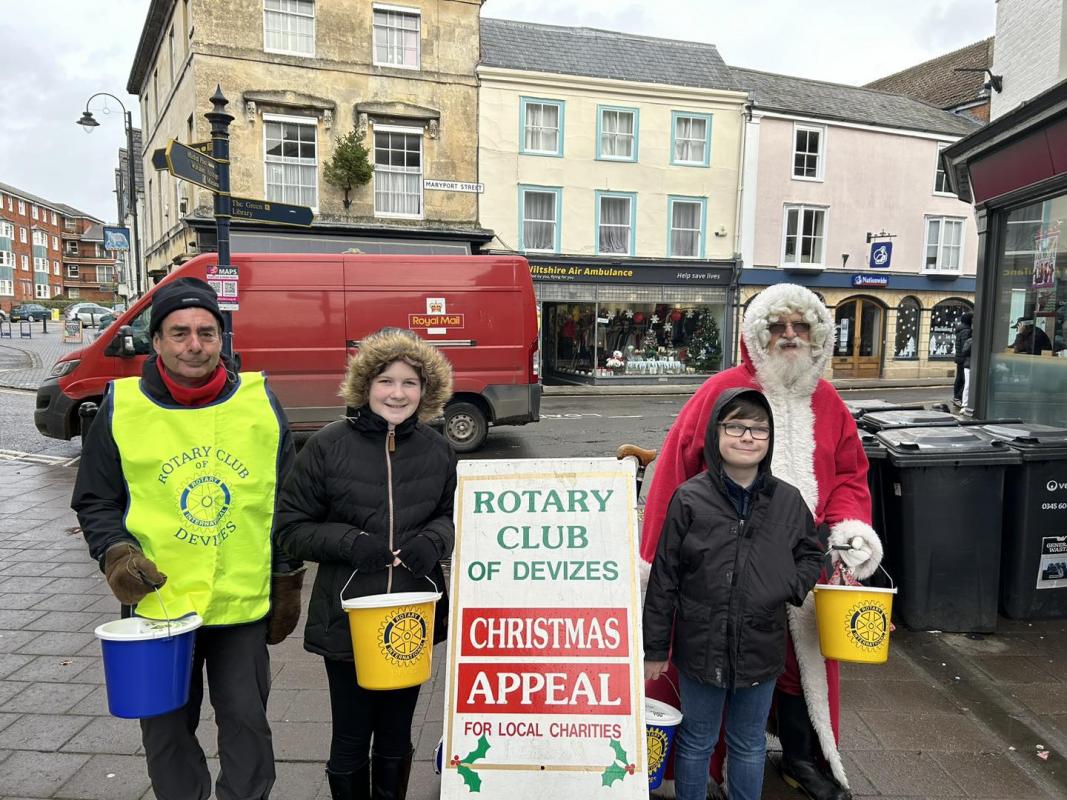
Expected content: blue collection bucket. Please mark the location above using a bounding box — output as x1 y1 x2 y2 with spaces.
645 697 683 790
95 614 202 719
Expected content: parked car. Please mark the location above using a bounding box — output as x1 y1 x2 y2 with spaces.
65 303 113 328
11 304 50 322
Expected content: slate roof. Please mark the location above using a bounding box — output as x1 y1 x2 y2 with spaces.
865 38 994 110
0 181 99 221
480 18 735 91
730 67 981 136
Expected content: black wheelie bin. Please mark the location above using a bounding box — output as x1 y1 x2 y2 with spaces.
978 423 1067 620
859 408 959 435
875 426 1021 632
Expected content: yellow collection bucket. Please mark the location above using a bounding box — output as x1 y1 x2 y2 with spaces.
342 589 441 690
813 583 897 664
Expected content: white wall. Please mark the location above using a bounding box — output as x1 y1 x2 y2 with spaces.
992 0 1067 119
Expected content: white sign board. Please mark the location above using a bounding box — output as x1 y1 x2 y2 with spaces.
424 179 485 194
440 458 647 799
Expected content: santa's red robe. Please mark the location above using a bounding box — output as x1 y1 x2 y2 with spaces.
641 284 882 794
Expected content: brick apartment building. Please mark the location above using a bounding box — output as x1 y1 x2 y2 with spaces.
0 181 118 314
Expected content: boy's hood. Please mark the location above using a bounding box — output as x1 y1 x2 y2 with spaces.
704 387 775 477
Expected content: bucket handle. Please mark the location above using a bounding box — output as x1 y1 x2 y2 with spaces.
132 565 173 639
826 546 895 590
340 569 439 604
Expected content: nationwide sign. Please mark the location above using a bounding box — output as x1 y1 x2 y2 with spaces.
231 196 313 226
440 458 647 800
164 140 221 192
852 274 889 287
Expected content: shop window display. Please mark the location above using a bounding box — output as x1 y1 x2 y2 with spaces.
928 298 972 360
894 296 921 360
988 197 1067 425
543 302 723 381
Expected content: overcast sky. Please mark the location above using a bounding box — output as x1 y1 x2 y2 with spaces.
0 0 994 223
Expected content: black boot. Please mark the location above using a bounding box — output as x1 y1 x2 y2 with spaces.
372 747 413 800
326 763 370 800
776 692 851 800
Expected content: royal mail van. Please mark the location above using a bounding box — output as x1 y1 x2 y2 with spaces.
35 253 541 452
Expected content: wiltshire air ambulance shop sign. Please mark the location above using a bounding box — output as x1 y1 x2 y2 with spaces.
441 458 647 799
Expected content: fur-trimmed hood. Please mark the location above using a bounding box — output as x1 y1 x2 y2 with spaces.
340 329 453 422
741 283 835 381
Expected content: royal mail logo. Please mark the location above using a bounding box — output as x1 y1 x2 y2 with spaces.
410 313 464 329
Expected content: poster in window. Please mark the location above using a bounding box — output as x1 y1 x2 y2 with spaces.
1032 228 1059 289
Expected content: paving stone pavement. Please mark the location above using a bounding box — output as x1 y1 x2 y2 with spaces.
0 325 94 391
0 456 1064 799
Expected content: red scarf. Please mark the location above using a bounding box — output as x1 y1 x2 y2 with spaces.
157 359 228 407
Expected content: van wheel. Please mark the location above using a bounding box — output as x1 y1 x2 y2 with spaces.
444 402 488 453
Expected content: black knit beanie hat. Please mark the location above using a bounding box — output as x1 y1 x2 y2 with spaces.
149 277 225 337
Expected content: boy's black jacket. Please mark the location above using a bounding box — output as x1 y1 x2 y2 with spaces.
643 387 823 688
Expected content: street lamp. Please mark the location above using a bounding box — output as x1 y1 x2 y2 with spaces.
77 93 143 298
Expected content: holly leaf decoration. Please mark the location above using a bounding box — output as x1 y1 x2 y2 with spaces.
609 739 628 765
464 735 491 764
457 764 482 793
601 763 628 787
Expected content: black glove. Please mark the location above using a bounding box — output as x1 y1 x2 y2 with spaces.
266 568 306 645
395 534 439 580
348 532 395 571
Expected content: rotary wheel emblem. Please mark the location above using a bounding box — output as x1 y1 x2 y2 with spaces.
849 603 888 648
646 727 669 774
379 610 427 663
180 475 231 527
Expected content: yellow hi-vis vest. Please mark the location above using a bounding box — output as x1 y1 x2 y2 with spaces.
110 372 281 625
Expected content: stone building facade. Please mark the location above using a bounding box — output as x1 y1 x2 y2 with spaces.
128 0 488 276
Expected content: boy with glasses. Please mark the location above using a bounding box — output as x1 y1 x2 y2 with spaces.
644 387 823 800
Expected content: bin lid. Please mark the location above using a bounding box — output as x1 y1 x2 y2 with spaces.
860 409 959 432
876 426 1022 466
843 400 927 419
977 423 1067 458
859 432 887 459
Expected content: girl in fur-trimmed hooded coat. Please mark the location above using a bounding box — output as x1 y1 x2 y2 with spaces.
277 329 457 800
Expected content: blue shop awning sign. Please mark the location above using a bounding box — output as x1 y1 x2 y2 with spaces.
869 241 892 269
853 273 889 287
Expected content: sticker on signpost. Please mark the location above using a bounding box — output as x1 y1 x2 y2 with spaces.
441 458 647 798
206 265 239 311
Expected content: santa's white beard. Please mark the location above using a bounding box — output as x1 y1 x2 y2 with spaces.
756 340 820 396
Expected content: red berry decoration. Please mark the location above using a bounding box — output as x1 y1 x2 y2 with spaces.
626 764 635 775
451 755 461 766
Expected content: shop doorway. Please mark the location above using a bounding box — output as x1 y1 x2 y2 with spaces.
832 296 885 378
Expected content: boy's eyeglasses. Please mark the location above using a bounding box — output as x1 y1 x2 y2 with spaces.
720 422 771 440
768 321 811 335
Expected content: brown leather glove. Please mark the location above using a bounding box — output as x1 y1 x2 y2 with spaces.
104 543 167 605
266 567 306 645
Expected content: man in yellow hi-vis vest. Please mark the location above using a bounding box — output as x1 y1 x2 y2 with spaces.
72 277 304 800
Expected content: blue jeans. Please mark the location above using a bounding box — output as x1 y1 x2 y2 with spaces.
674 672 776 800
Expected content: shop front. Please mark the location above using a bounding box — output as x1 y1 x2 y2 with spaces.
529 256 737 385
944 80 1067 424
740 270 976 379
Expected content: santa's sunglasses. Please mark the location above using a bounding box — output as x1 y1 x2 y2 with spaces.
768 321 811 335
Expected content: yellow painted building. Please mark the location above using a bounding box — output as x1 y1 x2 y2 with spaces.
128 0 487 276
478 19 749 385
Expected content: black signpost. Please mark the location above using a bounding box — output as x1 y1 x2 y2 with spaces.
151 85 313 362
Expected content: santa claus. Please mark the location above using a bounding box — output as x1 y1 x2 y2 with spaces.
642 283 882 800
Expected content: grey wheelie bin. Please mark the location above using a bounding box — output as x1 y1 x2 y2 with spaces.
859 408 959 435
978 423 1067 620
875 426 1021 632
859 431 893 590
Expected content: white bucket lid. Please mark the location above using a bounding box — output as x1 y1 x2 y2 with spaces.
645 697 683 726
95 614 204 641
342 591 441 610
814 584 898 595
